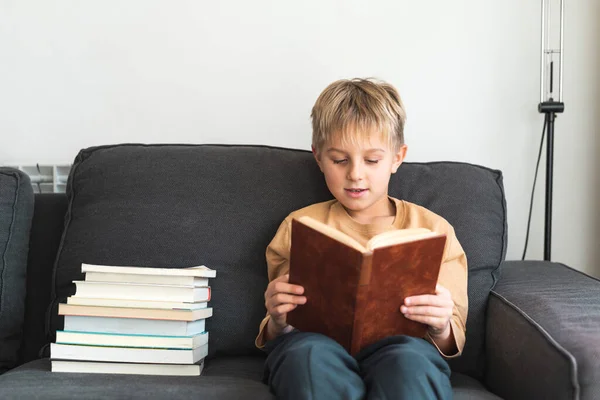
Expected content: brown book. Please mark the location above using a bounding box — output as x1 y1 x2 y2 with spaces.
287 216 446 355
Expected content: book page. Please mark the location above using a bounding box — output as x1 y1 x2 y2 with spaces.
296 216 367 253
366 229 439 250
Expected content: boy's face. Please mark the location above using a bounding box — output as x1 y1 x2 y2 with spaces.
313 132 407 224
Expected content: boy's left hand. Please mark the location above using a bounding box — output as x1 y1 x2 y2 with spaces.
400 284 454 338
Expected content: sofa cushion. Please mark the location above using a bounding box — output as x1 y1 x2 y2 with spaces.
47 144 506 380
393 162 506 379
0 358 501 399
0 168 34 373
0 358 273 400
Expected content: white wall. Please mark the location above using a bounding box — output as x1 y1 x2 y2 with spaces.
1 1 599 276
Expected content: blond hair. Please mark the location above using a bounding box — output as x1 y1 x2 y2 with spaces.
311 78 406 154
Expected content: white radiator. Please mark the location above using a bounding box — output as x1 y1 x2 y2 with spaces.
8 165 71 193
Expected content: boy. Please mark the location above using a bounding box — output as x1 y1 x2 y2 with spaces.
256 78 468 399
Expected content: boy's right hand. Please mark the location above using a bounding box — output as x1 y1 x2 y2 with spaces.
265 274 306 332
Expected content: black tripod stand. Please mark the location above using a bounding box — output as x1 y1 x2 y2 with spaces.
538 99 564 261
537 0 565 261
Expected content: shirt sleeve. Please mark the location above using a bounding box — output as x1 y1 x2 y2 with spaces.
425 225 469 358
255 217 292 349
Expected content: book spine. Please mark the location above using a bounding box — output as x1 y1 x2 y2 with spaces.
350 252 373 355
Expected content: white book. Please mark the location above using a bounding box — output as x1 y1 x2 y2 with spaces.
59 303 213 322
56 331 209 349
82 263 216 278
52 359 204 376
85 271 209 287
63 315 206 336
67 297 208 310
51 343 208 364
73 281 211 303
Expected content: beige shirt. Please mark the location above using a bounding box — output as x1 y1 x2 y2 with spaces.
255 197 468 358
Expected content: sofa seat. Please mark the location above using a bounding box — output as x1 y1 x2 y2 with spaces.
0 356 500 399
0 357 272 400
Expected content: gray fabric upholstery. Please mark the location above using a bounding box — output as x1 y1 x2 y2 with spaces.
19 194 68 364
450 373 502 400
13 194 506 399
391 161 506 379
46 144 506 381
0 168 34 373
0 358 499 400
0 358 273 399
486 260 600 400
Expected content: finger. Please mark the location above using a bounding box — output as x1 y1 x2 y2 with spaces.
402 313 447 329
265 275 291 299
273 281 305 295
400 305 451 318
404 294 452 307
269 293 307 307
273 274 290 283
272 303 297 317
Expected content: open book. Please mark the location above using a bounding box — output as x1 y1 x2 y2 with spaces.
287 216 446 355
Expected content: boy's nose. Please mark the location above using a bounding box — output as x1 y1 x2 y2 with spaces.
347 163 364 181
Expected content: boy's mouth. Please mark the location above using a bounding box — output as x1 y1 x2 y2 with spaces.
345 188 368 198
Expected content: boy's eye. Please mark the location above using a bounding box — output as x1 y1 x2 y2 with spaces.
332 159 379 165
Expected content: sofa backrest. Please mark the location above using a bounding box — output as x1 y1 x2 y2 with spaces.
0 168 34 373
46 144 506 380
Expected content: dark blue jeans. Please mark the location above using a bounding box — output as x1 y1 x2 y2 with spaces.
263 331 452 400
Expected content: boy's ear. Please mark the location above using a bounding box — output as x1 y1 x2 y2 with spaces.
391 144 408 174
312 146 324 172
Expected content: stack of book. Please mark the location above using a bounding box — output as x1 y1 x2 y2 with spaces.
51 263 216 376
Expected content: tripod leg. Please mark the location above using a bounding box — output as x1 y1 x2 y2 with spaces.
544 112 555 261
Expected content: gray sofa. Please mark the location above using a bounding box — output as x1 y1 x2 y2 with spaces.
1 144 599 399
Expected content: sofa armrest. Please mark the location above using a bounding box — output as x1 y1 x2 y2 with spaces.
485 261 600 400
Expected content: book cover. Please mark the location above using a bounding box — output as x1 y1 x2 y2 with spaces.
81 263 216 278
72 281 211 303
287 217 446 355
50 342 208 364
55 330 209 349
84 271 209 287
58 303 213 321
63 315 206 336
51 359 204 376
66 297 208 310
